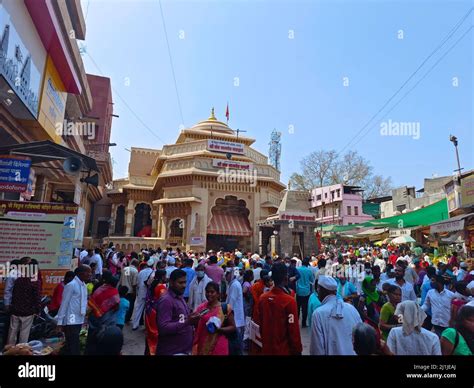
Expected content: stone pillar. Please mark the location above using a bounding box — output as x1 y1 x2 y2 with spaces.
279 224 292 257
125 200 135 237
109 203 116 236
151 204 158 237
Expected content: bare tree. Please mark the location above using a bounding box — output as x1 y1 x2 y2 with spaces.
363 175 393 199
289 150 393 197
329 151 372 186
288 172 312 191
289 150 338 190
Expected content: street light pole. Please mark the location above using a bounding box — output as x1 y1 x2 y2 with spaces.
449 135 463 175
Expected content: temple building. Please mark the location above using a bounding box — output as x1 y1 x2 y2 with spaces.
106 109 285 252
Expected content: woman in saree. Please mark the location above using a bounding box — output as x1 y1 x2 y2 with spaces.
358 275 385 325
144 269 167 355
192 281 236 355
86 270 120 355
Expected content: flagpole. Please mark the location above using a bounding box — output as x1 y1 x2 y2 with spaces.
226 102 229 125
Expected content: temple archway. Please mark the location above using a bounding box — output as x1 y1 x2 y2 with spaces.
169 218 184 238
114 205 125 235
134 203 152 237
206 195 252 251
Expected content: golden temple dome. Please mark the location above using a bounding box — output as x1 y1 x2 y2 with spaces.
191 107 233 134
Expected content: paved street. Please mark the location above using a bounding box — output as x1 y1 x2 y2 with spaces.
121 323 311 355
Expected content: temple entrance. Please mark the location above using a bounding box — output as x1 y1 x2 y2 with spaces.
206 235 240 252
114 205 125 235
134 203 152 237
206 195 252 251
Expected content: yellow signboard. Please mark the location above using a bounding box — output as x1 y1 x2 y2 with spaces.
461 174 474 208
37 56 67 143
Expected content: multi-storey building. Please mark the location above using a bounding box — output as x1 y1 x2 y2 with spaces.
310 184 373 225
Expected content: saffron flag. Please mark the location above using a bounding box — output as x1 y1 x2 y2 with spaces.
225 103 229 122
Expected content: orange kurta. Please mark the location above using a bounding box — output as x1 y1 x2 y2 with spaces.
257 287 302 355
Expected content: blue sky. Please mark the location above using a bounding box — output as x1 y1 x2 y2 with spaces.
81 0 473 190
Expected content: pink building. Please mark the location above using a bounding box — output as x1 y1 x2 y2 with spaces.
310 184 373 225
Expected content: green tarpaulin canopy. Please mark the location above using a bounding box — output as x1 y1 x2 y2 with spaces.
319 199 449 233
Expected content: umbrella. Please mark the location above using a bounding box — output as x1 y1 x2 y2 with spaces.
391 235 416 244
374 241 383 246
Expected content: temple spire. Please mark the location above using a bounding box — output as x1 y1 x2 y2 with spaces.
208 107 217 120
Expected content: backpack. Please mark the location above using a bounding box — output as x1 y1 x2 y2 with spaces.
221 303 237 340
450 330 460 355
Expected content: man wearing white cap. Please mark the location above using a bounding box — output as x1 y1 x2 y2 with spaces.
456 261 468 282
165 257 178 279
131 258 154 330
310 275 362 355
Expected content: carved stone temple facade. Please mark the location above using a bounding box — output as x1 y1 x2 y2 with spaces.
105 110 285 253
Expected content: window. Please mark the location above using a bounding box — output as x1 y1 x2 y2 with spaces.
336 189 341 197
331 191 335 199
316 194 322 201
347 206 351 215
396 204 406 212
323 209 326 217
325 193 328 199
354 206 359 215
315 209 319 218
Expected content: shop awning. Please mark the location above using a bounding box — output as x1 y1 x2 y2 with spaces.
207 213 252 236
440 231 465 244
0 140 99 171
430 213 474 234
153 197 202 205
320 199 449 232
354 228 388 236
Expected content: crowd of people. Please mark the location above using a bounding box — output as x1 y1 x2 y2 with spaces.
3 242 474 356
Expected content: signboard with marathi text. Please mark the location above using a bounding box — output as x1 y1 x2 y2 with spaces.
190 236 205 245
0 155 31 193
461 174 474 208
279 212 316 222
430 219 465 234
0 0 46 118
389 228 412 238
207 140 244 155
0 201 79 270
37 56 67 143
212 159 253 170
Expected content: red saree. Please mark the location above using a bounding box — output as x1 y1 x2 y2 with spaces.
145 284 167 355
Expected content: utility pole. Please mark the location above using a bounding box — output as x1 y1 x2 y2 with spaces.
449 135 463 175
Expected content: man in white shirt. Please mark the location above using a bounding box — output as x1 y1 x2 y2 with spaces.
118 259 139 322
292 254 302 268
374 255 386 274
188 264 212 311
385 265 417 302
253 262 263 282
131 259 154 330
225 267 245 355
57 265 91 355
89 248 103 279
310 276 362 355
387 301 441 355
422 275 455 337
3 259 20 311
